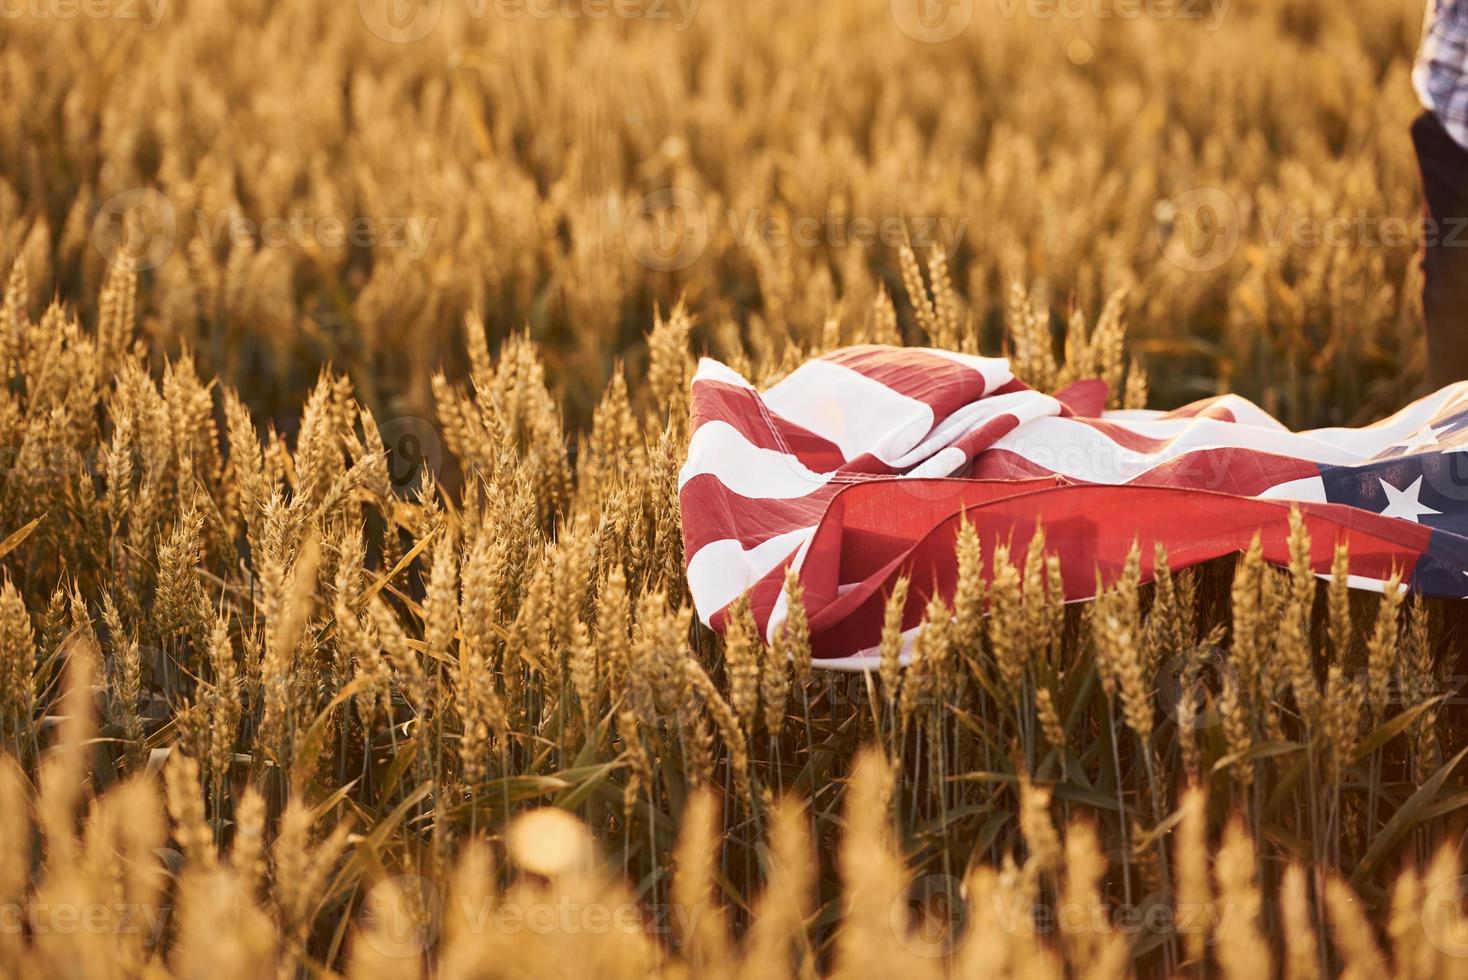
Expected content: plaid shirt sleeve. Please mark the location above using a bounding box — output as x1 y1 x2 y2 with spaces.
1416 0 1468 150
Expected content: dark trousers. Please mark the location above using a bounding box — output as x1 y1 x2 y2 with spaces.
1412 109 1468 390
1416 116 1468 685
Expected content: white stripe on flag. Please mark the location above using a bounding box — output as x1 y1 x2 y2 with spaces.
679 421 830 498
686 526 816 626
762 359 935 464
1255 476 1328 502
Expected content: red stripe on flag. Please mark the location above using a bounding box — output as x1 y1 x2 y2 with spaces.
825 347 998 417
1159 398 1239 423
692 380 848 470
796 479 1430 661
678 473 833 555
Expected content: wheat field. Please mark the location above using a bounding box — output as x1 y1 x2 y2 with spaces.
0 0 1465 976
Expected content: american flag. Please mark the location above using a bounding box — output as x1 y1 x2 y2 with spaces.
677 345 1468 669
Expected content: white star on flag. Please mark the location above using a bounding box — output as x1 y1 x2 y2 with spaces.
1378 475 1441 523
1397 425 1444 452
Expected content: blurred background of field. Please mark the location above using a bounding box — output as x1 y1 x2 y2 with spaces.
3 0 1467 977
0 0 1433 431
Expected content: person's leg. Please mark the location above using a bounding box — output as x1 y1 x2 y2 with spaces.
1412 110 1468 390
1423 104 1468 701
